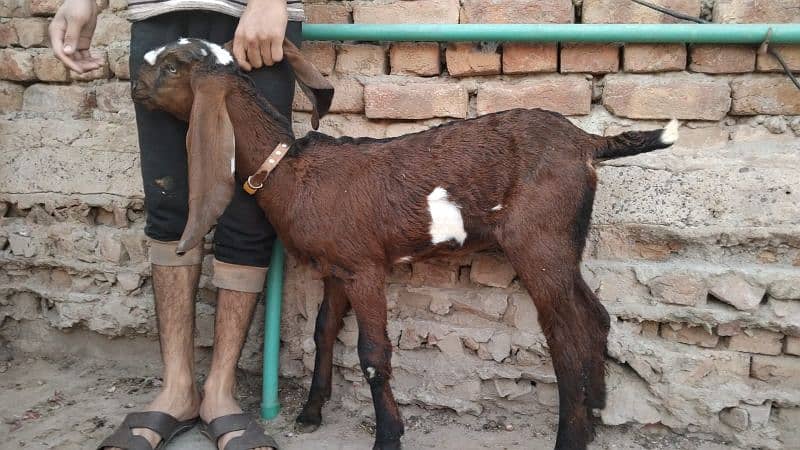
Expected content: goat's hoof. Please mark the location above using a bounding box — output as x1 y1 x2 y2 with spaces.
294 414 322 434
372 440 401 450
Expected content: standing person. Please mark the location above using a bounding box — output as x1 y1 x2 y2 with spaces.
49 0 304 448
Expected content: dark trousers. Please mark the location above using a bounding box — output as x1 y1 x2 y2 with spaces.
129 11 300 267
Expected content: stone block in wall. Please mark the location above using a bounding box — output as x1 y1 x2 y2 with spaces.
502 43 557 74
769 299 800 331
751 355 800 386
13 18 48 48
364 80 467 119
389 42 440 77
601 361 662 426
335 44 387 76
95 81 134 114
29 0 59 15
504 293 540 332
727 329 783 356
560 44 619 74
410 261 459 287
0 48 35 81
757 45 800 72
731 75 800 116
294 75 363 114
661 323 719 348
603 73 731 120
445 288 508 321
713 0 800 23
775 408 800 446
494 378 532 400
301 41 335 76
460 0 573 23
0 0 30 17
33 52 69 82
689 45 756 74
708 274 764 311
486 331 511 362
0 20 18 47
304 2 350 24
641 271 707 306
477 75 592 116
108 42 131 79
92 12 131 46
623 44 686 73
470 253 515 288
583 0 701 23
22 84 91 114
352 0 459 24
0 80 24 112
786 337 800 356
445 42 500 77
719 406 749 431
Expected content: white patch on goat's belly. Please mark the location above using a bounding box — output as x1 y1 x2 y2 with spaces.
491 204 503 211
203 41 234 65
427 187 467 246
143 46 165 65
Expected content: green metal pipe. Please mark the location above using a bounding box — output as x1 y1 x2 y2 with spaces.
302 23 800 44
261 239 286 420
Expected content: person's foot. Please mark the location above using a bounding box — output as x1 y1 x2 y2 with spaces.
200 385 274 450
106 383 201 450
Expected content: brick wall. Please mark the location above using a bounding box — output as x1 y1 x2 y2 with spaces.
1 0 800 448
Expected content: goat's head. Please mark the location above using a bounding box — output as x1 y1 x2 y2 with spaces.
132 37 334 254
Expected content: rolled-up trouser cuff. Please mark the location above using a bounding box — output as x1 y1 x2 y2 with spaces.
149 239 203 266
212 258 268 293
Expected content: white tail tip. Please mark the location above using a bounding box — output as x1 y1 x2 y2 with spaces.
660 119 680 145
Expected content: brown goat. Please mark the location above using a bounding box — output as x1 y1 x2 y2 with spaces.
133 38 679 450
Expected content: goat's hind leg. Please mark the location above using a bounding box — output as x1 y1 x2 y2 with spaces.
575 276 610 411
296 277 351 433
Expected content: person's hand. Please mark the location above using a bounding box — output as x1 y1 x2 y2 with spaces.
233 0 288 71
49 0 103 73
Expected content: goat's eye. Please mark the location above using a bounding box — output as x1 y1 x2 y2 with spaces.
166 63 177 74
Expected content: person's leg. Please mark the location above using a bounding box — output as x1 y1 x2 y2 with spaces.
193 15 302 450
106 12 203 450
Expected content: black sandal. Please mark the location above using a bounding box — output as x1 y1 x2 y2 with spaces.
199 413 278 450
97 411 198 450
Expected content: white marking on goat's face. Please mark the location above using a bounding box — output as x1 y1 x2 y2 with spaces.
203 41 234 65
491 204 503 211
660 118 680 145
366 367 376 379
144 46 165 66
427 187 467 246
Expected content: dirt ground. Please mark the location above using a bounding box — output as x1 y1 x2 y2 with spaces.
0 354 740 450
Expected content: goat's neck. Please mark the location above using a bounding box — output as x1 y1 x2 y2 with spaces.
226 89 294 177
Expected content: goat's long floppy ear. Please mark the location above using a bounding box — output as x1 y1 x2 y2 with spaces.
176 75 236 255
282 39 334 130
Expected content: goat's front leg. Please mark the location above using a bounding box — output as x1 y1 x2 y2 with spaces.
345 270 404 450
296 277 350 433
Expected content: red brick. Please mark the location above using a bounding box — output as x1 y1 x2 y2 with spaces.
460 0 573 23
0 20 19 47
410 261 459 288
364 81 468 119
353 0 459 24
623 44 686 73
603 74 731 120
29 0 59 15
294 75 364 114
470 254 516 288
757 45 800 72
561 44 619 74
33 52 69 81
0 80 24 112
14 18 48 48
502 43 557 74
689 45 755 74
304 2 350 24
335 44 387 76
713 0 800 23
583 0 701 23
301 41 335 76
477 76 592 116
0 0 30 17
0 49 35 81
390 42 440 76
731 75 800 115
108 43 130 79
661 323 719 348
728 329 783 356
69 49 109 81
22 84 90 114
92 12 131 46
445 42 500 77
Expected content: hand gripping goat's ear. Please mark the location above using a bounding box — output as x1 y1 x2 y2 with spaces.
176 75 236 255
223 38 334 130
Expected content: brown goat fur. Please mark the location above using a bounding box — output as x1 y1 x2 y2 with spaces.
133 38 678 450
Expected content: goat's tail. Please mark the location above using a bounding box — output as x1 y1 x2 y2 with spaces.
594 119 679 160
